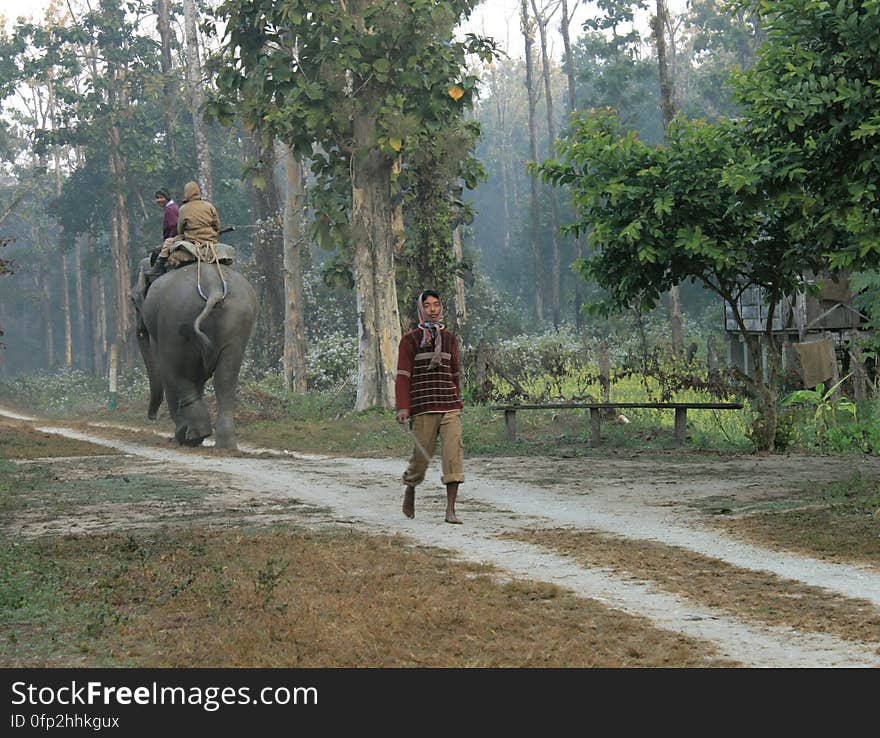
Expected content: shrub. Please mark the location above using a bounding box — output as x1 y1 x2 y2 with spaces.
0 367 149 413
306 331 357 391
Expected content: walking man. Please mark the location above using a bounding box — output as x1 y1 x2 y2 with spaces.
395 290 464 524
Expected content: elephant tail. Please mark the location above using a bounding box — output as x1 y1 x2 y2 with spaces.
193 287 224 366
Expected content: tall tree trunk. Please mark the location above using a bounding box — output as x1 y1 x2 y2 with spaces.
500 141 512 253
38 264 54 368
654 0 683 354
452 224 467 329
90 234 108 375
156 0 179 172
61 252 73 367
392 157 406 256
184 0 213 200
107 133 134 369
74 237 86 370
655 0 675 132
532 0 562 328
245 132 285 369
279 143 309 393
521 0 544 323
50 72 73 367
560 0 584 328
352 112 401 410
493 86 512 254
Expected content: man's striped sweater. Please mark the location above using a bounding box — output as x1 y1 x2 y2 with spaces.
395 328 463 416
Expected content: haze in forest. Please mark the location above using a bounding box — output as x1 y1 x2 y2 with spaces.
1 0 878 451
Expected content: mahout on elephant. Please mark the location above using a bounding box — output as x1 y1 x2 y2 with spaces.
131 253 257 450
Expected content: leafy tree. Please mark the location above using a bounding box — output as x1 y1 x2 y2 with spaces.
573 0 663 142
396 119 484 328
730 0 880 265
209 0 497 409
537 110 824 449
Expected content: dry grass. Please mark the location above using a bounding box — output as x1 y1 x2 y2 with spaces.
0 418 114 459
2 528 731 668
0 424 731 668
505 528 880 645
717 510 880 568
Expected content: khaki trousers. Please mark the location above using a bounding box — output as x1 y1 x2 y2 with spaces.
402 410 464 487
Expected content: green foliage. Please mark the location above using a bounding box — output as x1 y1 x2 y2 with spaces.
468 324 738 408
822 415 880 454
396 120 485 320
730 0 880 266
681 0 763 122
539 110 815 315
781 374 857 444
209 0 498 251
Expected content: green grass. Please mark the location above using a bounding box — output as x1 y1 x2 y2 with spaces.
4 462 209 515
693 472 880 518
2 366 870 456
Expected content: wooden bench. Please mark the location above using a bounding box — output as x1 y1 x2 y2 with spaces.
490 402 743 446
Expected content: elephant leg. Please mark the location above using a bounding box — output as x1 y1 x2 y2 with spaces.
142 336 164 420
161 371 212 447
161 382 184 442
177 378 213 446
213 347 245 450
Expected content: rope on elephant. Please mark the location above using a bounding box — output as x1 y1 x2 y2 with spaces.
196 242 228 302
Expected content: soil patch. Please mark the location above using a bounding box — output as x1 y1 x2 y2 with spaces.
3 455 328 539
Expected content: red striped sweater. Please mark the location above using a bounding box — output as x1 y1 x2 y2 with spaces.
395 328 463 416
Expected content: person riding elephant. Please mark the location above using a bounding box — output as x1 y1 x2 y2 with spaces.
131 257 257 449
147 180 220 278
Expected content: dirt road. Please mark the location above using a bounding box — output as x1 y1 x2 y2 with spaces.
4 408 880 667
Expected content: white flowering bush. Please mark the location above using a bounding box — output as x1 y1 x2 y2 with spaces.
485 326 596 401
0 366 150 413
307 331 357 391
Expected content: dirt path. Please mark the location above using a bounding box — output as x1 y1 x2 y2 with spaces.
4 409 880 667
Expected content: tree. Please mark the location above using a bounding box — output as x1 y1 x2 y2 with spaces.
520 0 545 322
183 0 213 200
210 0 496 409
396 120 483 329
653 0 684 354
730 0 880 264
156 0 180 169
678 0 762 120
560 0 584 326
537 110 824 449
278 142 309 393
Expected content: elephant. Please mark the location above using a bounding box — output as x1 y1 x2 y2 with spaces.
131 256 257 449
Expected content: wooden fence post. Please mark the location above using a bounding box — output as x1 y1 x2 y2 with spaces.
824 332 840 401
